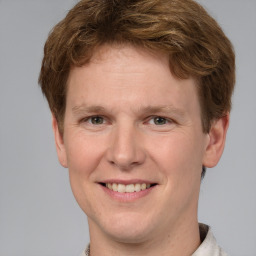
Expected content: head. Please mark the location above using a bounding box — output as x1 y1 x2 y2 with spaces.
39 0 235 133
39 0 235 246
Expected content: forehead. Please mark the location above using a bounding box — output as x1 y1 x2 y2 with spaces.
67 44 173 96
88 43 170 73
66 44 200 117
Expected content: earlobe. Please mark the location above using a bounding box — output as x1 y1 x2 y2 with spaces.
203 114 230 168
52 114 68 168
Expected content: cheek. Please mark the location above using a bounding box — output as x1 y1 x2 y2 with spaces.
148 132 204 181
65 132 106 176
153 133 204 210
65 133 107 214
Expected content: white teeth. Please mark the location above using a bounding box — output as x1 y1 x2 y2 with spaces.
141 183 146 190
134 184 141 192
125 184 135 193
117 184 126 193
112 183 118 192
105 183 153 193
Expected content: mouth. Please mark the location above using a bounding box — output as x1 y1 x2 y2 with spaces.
99 182 157 193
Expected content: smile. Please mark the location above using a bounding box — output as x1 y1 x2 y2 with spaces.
99 181 158 201
103 183 156 193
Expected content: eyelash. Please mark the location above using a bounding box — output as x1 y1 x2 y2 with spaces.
81 115 174 126
147 116 173 126
81 116 106 125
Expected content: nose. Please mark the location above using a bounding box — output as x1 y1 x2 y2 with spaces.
106 123 146 170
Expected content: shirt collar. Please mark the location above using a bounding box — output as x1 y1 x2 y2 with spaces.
192 223 227 256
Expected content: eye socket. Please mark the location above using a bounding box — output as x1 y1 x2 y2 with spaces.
82 115 172 126
149 116 170 125
88 116 105 125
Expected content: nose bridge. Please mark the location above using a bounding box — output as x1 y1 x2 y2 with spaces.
107 120 145 169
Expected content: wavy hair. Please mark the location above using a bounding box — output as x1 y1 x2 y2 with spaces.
39 0 235 135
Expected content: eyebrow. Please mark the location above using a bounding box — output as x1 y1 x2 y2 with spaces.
139 105 186 117
71 104 186 118
72 104 106 115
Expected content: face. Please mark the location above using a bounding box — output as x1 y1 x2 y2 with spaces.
53 44 228 244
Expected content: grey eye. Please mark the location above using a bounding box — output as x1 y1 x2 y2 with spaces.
153 117 167 125
90 116 104 125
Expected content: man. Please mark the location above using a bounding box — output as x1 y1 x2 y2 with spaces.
39 0 235 255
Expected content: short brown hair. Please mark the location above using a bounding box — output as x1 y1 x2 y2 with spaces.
39 0 235 134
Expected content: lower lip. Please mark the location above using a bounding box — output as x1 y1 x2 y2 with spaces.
100 185 156 202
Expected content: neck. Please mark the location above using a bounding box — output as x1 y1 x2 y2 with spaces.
88 218 201 256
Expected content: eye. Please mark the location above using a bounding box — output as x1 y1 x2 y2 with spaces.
149 116 170 125
87 116 105 125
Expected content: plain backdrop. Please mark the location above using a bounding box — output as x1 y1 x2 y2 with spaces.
0 0 255 255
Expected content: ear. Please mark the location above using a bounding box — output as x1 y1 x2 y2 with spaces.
203 114 230 168
52 114 68 168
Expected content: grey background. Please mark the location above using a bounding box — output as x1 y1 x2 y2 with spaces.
0 0 255 255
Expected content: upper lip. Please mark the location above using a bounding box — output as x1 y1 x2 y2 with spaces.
98 179 157 185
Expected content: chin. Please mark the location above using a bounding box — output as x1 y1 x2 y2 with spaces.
93 211 156 244
106 225 152 244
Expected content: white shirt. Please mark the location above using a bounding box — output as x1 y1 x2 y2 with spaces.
80 224 228 256
192 224 228 256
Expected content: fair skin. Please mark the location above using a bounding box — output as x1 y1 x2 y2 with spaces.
52 44 229 256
